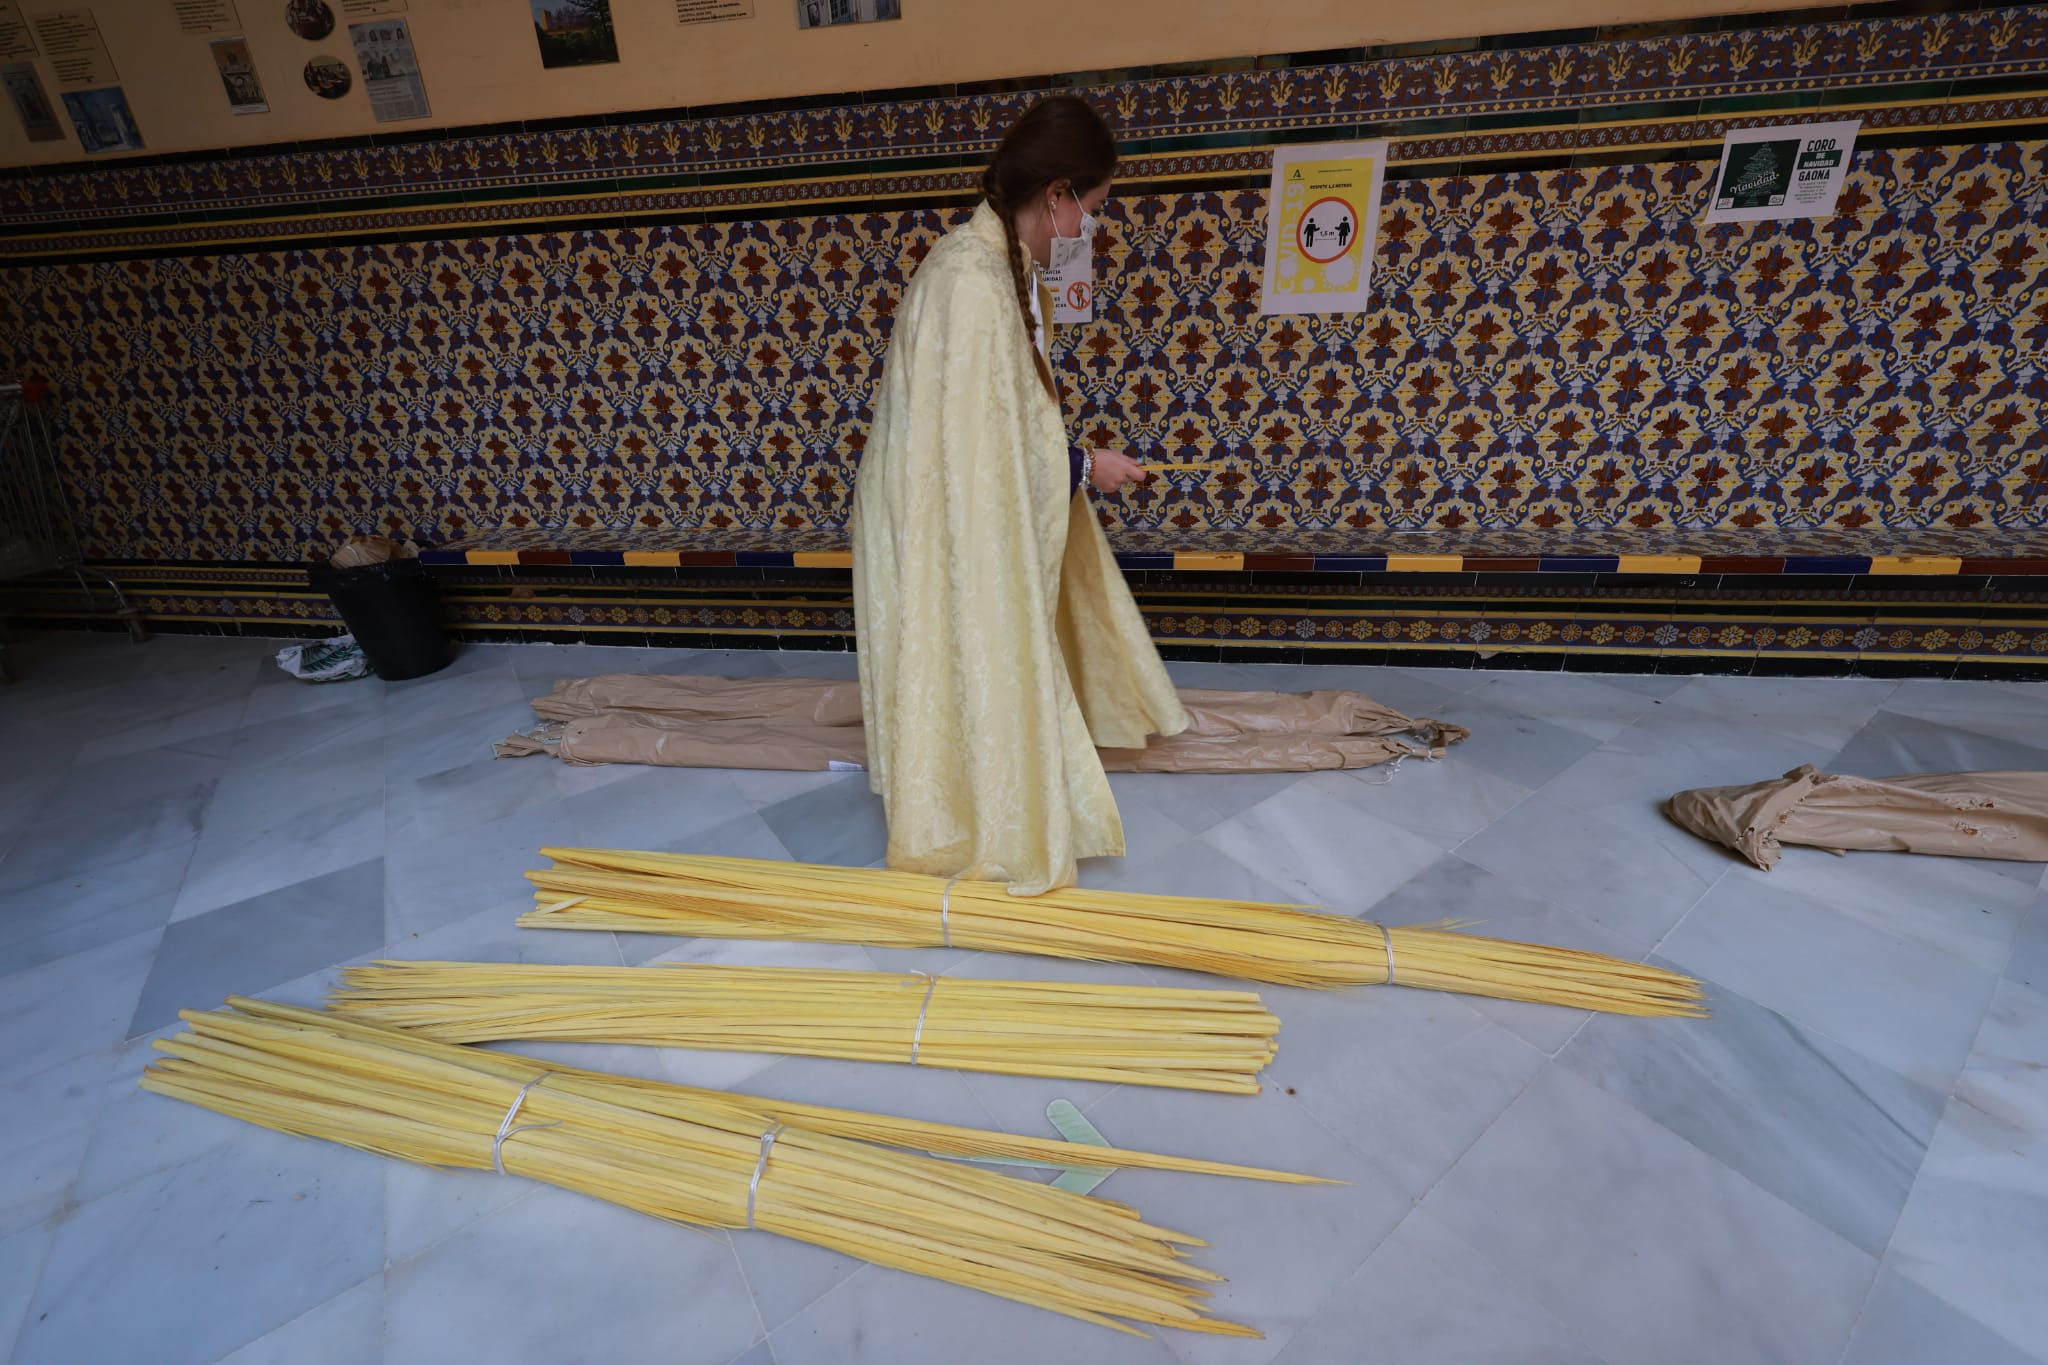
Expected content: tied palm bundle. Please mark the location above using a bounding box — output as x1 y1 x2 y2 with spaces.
144 1001 1260 1337
329 960 1281 1093
521 849 1706 1018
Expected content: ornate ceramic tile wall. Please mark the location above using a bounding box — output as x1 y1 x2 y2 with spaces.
2 139 2044 562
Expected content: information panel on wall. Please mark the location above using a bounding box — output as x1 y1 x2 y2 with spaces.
1259 140 1387 316
0 0 40 58
1704 119 1861 224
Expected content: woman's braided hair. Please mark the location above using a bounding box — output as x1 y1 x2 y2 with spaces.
978 94 1117 400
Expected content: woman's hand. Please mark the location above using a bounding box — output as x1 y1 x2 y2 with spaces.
1089 448 1150 494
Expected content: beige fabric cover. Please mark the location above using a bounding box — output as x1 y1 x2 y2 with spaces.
1664 765 2048 870
498 673 1468 776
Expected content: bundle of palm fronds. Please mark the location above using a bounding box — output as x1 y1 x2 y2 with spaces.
520 849 1706 1017
143 999 1265 1336
328 959 1282 1093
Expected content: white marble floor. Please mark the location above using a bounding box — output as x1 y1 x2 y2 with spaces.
2 630 2045 1365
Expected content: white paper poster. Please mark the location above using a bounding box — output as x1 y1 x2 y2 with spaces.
0 0 39 59
1704 119 1860 224
1259 140 1387 316
172 0 242 34
349 15 427 121
32 8 118 88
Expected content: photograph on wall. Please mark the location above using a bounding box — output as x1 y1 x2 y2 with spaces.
209 35 266 112
1259 139 1386 316
794 0 896 29
303 51 349 97
2 61 63 140
285 0 333 39
1704 119 1860 224
530 0 616 68
349 17 427 120
675 0 749 23
32 8 118 88
173 0 242 35
61 84 143 151
0 0 40 59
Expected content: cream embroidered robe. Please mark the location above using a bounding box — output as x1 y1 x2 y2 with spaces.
851 202 1188 895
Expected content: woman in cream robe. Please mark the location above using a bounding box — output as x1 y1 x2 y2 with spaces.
851 97 1187 896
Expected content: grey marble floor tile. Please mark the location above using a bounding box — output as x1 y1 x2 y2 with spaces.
1664 674 1899 749
1657 876 1999 1093
0 927 159 1086
10 1133 385 1365
1559 962 1944 1255
73 692 252 765
1103 768 1308 838
557 762 757 852
0 778 213 895
132 859 386 1035
382 802 565 942
216 1274 385 1365
225 691 385 773
1423 1065 1876 1365
1075 830 1294 904
381 748 581 848
1831 708 2048 780
758 772 888 867
1467 670 1670 740
0 1045 114 1238
1415 693 1605 790
1840 1265 2047 1365
382 1185 761 1365
383 1159 536 1269
725 1342 779 1365
1268 1209 1606 1365
1263 978 1547 1199
0 838 192 980
0 1224 52 1361
204 730 387 837
770 1261 1181 1365
1885 979 2048 1357
1074 1086 1412 1365
2007 890 2048 995
1303 753 1532 851
172 780 384 921
383 696 536 786
1202 776 1448 914
1722 843 2039 975
1455 795 1718 953
38 740 228 825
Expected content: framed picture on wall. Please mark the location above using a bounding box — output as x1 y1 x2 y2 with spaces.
530 0 618 68
795 0 896 29
2 61 64 140
209 36 268 113
61 84 143 151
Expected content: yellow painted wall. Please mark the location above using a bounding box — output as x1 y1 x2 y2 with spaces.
2 0 1789 167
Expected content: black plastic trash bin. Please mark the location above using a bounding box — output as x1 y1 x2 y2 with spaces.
306 557 452 681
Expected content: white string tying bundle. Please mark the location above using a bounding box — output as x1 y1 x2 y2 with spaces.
907 972 938 1065
938 877 960 947
1376 924 1397 986
744 1123 784 1229
490 1072 561 1174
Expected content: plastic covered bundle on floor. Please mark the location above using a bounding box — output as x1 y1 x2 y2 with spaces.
495 672 1469 774
1664 765 2048 870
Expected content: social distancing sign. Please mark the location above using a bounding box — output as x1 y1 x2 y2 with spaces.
1260 140 1387 316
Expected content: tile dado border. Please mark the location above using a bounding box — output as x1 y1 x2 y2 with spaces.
8 91 2047 262
5 564 2046 678
3 5 2044 235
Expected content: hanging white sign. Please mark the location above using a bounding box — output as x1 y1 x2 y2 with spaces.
1259 139 1387 316
1704 119 1861 224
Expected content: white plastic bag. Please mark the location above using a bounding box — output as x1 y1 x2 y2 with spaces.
277 633 371 683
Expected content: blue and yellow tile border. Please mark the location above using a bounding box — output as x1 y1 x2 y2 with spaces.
4 6 2048 259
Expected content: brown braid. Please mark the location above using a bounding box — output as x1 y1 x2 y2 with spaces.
977 95 1117 404
982 177 1060 400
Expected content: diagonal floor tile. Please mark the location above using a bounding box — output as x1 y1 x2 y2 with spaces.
0 839 192 981
132 859 386 1035
216 1274 385 1365
383 1185 760 1365
1830 709 2048 781
758 773 887 867
1559 961 1944 1255
1657 876 1998 1094
1840 1265 2047 1365
1202 777 1447 914
1269 1209 1607 1365
10 1133 384 1365
1423 1065 1876 1365
0 1046 117 1238
1885 979 2048 1357
0 928 160 1086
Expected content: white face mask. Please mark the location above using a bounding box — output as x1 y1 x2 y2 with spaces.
1043 187 1095 324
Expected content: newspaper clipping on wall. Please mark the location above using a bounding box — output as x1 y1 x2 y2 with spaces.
2 61 63 140
0 0 40 58
349 15 428 121
676 0 750 22
172 0 242 35
209 35 266 113
31 8 119 88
